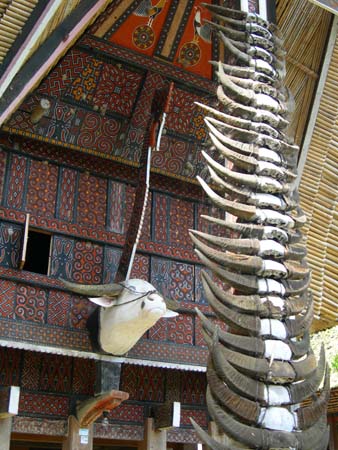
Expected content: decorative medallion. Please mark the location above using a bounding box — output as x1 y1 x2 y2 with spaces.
178 42 201 67
133 24 155 50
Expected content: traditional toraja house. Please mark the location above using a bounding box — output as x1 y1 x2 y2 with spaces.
0 1 337 449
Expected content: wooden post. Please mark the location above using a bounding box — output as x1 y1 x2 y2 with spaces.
140 417 167 450
0 418 12 450
62 415 93 450
0 386 20 450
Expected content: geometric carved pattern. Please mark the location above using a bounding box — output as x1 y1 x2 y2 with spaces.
167 314 193 345
72 240 103 284
26 159 58 219
120 365 165 403
72 358 95 395
0 278 17 318
108 402 144 423
76 112 123 156
151 257 194 302
194 265 208 305
103 245 122 283
69 294 95 329
47 289 72 327
66 56 103 104
129 253 149 280
180 407 208 427
195 315 208 348
38 49 94 98
107 181 135 234
77 172 107 229
21 351 41 390
0 148 7 202
49 236 74 280
39 354 72 393
155 134 190 169
181 371 206 405
168 196 194 249
0 222 22 269
152 192 169 243
19 392 70 417
91 62 143 117
148 317 167 342
152 192 196 248
5 154 28 209
57 167 78 222
165 86 208 141
0 348 21 385
14 284 47 323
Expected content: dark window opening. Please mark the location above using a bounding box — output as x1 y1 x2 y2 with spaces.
23 230 51 275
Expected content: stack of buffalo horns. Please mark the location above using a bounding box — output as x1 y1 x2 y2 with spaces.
190 4 330 450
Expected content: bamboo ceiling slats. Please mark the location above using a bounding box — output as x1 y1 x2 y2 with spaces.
24 0 81 63
0 0 82 66
277 0 332 144
298 27 338 330
0 0 38 63
276 0 337 332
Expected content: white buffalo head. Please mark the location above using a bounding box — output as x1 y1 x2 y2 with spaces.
61 278 178 355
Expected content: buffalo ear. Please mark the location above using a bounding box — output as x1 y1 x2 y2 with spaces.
163 310 179 318
88 296 117 307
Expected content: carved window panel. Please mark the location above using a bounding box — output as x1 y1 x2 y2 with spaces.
0 222 23 269
103 245 122 283
49 235 75 279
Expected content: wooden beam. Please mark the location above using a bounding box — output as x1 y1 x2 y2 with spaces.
140 418 167 450
95 361 122 394
154 401 180 430
0 386 20 419
62 415 93 450
0 418 12 450
76 389 129 427
0 0 112 126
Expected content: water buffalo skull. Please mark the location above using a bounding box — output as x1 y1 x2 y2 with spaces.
61 278 178 355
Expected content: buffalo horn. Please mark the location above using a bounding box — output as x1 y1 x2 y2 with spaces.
200 272 261 334
206 386 298 448
60 278 123 297
201 147 289 194
200 214 300 244
196 308 265 356
196 176 257 220
190 418 242 450
201 269 308 318
207 359 260 424
296 364 330 429
207 386 329 450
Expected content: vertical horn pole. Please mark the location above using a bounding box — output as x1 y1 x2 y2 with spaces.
259 0 268 20
240 0 249 12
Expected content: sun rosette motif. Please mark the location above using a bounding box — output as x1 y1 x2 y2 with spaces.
190 4 331 450
132 25 155 50
178 42 201 67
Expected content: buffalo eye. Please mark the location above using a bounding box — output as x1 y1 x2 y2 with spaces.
148 293 158 301
141 301 145 309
